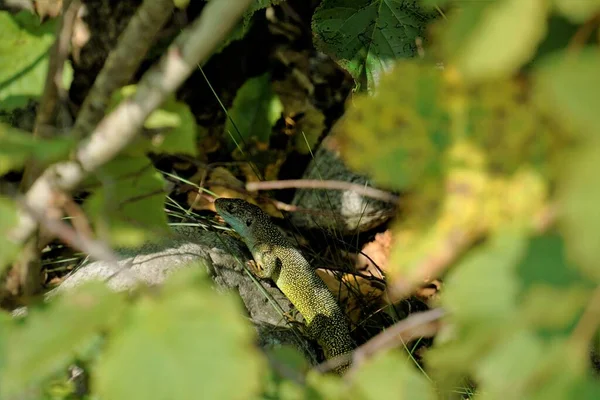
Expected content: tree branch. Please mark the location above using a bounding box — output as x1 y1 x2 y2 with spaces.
70 0 175 139
9 0 254 246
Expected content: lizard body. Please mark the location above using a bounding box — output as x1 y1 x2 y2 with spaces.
214 198 354 372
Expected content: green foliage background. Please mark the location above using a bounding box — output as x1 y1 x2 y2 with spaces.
0 0 599 399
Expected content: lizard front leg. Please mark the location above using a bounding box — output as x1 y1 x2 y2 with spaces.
249 242 282 280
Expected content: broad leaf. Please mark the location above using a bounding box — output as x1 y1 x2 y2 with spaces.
0 123 75 175
1 283 126 398
111 86 199 156
350 350 436 400
0 12 56 110
436 0 548 82
558 143 600 282
225 73 283 147
84 155 170 247
143 98 198 156
94 268 265 400
312 0 433 92
442 232 526 323
535 48 600 136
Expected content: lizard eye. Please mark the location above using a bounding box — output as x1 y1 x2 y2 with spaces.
245 219 252 227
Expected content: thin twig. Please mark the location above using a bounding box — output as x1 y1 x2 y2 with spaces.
17 199 119 265
314 308 445 374
246 179 399 204
9 0 254 247
70 0 175 139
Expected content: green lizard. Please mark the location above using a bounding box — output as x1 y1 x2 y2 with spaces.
215 198 354 373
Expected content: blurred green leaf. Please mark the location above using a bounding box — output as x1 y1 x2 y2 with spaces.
0 196 20 272
335 61 446 191
110 87 199 156
553 0 600 23
535 48 600 136
0 312 7 385
312 0 433 92
0 123 75 175
173 0 190 9
143 98 198 156
84 155 169 247
0 12 57 110
475 330 544 398
1 283 126 398
94 267 265 400
437 0 548 82
558 143 600 282
516 234 590 290
225 73 282 147
350 350 436 400
443 232 526 323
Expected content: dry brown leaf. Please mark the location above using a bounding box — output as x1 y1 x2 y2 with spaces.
34 0 63 20
356 230 392 278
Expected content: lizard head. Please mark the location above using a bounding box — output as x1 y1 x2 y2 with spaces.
214 198 270 236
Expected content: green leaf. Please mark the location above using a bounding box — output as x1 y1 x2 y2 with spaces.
516 234 590 290
94 267 265 400
312 0 433 92
0 312 7 383
535 48 600 136
84 155 170 247
0 123 75 175
110 86 199 156
0 196 20 272
143 98 198 156
516 235 592 334
173 0 190 9
350 350 436 400
0 12 56 110
474 330 544 398
553 0 600 23
225 73 282 147
558 143 600 282
442 232 526 323
1 282 126 398
437 0 548 82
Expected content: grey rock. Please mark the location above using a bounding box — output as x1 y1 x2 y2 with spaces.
291 135 396 234
49 225 319 364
